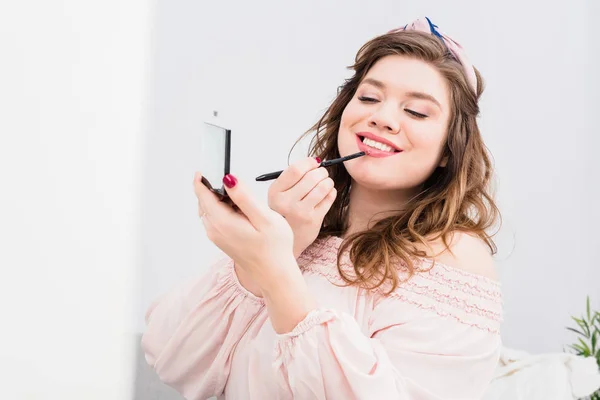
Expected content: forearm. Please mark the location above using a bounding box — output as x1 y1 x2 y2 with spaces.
259 259 317 334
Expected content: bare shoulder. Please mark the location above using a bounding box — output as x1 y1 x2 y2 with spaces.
421 231 498 280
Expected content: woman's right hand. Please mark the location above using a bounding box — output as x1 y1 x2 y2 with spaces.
268 156 337 259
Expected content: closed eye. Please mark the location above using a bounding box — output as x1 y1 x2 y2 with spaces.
358 96 379 103
405 109 428 119
359 96 428 119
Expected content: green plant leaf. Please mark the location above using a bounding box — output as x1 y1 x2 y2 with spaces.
572 317 589 336
592 330 598 353
567 327 585 336
570 343 586 355
578 338 592 356
587 296 591 322
583 318 592 335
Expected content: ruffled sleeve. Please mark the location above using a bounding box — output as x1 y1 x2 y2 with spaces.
273 261 503 400
141 257 265 399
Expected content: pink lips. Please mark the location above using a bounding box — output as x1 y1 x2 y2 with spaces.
355 133 402 158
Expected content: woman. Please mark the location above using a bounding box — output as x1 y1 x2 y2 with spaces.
142 17 503 400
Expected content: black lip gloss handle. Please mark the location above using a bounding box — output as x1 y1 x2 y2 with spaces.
255 170 284 181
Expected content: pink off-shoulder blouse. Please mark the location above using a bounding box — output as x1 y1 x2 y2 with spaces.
142 235 503 400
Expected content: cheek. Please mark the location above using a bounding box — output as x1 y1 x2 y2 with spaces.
338 102 363 149
404 123 447 155
340 103 356 129
340 99 371 128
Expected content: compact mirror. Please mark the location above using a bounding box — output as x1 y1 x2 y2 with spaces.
200 121 232 204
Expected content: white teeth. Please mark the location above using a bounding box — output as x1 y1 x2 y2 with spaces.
363 137 395 152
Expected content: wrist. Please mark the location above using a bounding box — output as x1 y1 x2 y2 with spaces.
257 255 302 294
260 262 317 334
234 262 263 298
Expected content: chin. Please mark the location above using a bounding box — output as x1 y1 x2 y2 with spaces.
346 160 434 193
346 164 399 190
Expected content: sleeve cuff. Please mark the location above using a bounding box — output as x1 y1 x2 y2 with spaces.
276 308 337 340
225 259 265 306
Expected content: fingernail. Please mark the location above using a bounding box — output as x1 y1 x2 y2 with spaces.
315 157 321 164
223 174 237 188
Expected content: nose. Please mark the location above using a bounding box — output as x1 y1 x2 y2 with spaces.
367 104 400 134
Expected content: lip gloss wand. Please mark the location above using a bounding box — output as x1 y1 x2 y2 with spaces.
255 151 366 182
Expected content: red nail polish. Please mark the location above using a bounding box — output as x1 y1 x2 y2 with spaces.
223 174 237 188
315 157 321 164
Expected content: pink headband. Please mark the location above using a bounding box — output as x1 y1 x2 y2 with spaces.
388 17 477 93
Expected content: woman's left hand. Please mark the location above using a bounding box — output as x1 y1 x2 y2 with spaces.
193 172 297 287
194 172 317 333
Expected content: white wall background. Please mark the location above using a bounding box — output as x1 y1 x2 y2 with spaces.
139 0 599 355
0 2 155 399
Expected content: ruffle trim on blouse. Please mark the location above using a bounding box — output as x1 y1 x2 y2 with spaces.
297 237 503 334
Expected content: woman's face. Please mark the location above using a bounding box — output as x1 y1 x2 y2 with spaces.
337 55 452 192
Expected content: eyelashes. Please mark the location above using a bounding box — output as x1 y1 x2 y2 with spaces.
357 96 428 119
358 96 378 103
405 109 428 119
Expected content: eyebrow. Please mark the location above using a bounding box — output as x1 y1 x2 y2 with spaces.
360 77 442 110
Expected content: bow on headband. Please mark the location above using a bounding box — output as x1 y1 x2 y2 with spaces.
389 17 477 93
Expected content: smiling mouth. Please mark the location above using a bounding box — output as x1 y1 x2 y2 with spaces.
358 135 402 153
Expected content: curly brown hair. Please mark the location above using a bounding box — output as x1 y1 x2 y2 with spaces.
290 30 501 294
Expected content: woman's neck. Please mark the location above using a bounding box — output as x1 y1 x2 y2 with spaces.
342 181 420 239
